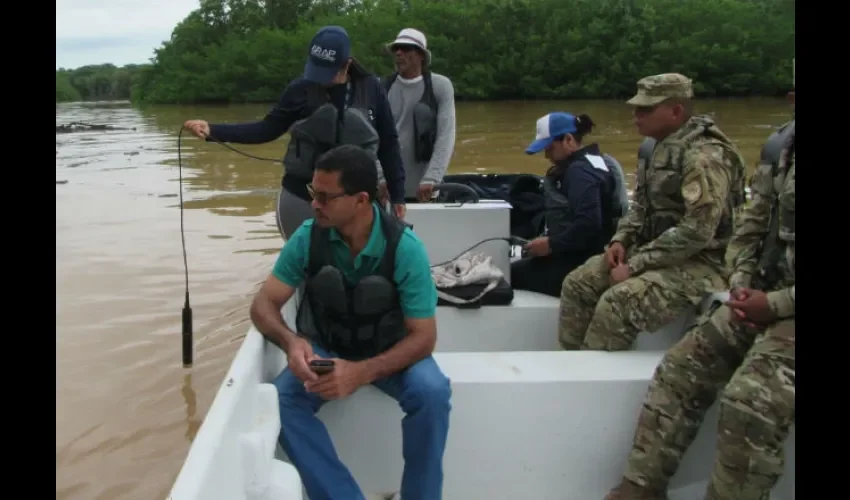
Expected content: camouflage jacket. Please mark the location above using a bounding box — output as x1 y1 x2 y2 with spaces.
727 125 795 319
612 115 747 275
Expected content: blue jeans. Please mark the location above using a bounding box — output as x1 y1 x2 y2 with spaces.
273 342 452 500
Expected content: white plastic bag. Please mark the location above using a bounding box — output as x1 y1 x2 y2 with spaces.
431 252 504 305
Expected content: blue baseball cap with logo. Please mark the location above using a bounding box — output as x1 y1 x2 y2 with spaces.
304 26 351 85
525 112 578 154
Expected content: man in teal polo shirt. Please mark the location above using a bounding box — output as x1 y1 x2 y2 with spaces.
249 144 451 500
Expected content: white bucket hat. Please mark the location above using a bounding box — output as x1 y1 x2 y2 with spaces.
385 28 432 66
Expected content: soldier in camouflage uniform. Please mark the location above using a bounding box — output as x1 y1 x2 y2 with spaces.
605 108 795 500
557 73 747 351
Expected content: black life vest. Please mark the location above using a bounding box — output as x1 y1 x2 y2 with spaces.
295 207 407 360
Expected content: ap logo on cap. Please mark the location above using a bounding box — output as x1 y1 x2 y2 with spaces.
311 45 337 63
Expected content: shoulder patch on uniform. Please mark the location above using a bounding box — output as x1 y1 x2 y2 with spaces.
682 180 702 203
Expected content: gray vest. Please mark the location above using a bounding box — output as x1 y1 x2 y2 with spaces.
283 79 380 181
383 71 438 162
295 207 407 360
603 153 630 221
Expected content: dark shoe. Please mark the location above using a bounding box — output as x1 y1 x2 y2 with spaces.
604 479 668 500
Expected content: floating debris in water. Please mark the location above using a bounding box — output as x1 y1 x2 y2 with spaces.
55 121 136 134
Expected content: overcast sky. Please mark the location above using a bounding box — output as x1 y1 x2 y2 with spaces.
56 0 199 70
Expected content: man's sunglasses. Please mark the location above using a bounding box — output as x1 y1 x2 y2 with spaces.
307 184 348 205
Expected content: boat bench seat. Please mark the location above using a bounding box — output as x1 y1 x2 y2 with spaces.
434 289 560 352
275 348 794 499
435 288 730 353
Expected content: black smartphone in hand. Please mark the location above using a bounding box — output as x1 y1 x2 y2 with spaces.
309 359 335 375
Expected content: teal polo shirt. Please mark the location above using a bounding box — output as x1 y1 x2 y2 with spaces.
272 204 437 319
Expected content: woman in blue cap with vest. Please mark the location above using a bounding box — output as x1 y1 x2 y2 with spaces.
511 111 629 297
183 26 408 240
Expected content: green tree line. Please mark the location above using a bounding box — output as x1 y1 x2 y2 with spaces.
62 0 795 105
56 64 147 102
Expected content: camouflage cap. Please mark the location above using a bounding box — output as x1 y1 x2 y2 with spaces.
626 73 693 106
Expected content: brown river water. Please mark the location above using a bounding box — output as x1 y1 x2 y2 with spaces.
56 97 791 500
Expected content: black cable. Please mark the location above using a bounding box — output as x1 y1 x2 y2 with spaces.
177 126 193 368
205 135 281 163
429 236 527 268
176 128 281 368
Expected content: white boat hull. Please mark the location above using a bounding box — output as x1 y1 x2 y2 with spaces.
168 200 795 500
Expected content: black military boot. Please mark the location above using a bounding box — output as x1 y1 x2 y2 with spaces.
604 478 669 500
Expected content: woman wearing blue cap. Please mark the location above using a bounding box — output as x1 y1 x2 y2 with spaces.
183 26 408 239
511 112 629 297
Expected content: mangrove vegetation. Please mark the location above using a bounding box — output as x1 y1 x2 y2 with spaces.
56 64 147 102
57 0 795 105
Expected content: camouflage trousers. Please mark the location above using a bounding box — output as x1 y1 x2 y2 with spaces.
557 254 726 351
623 305 796 500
